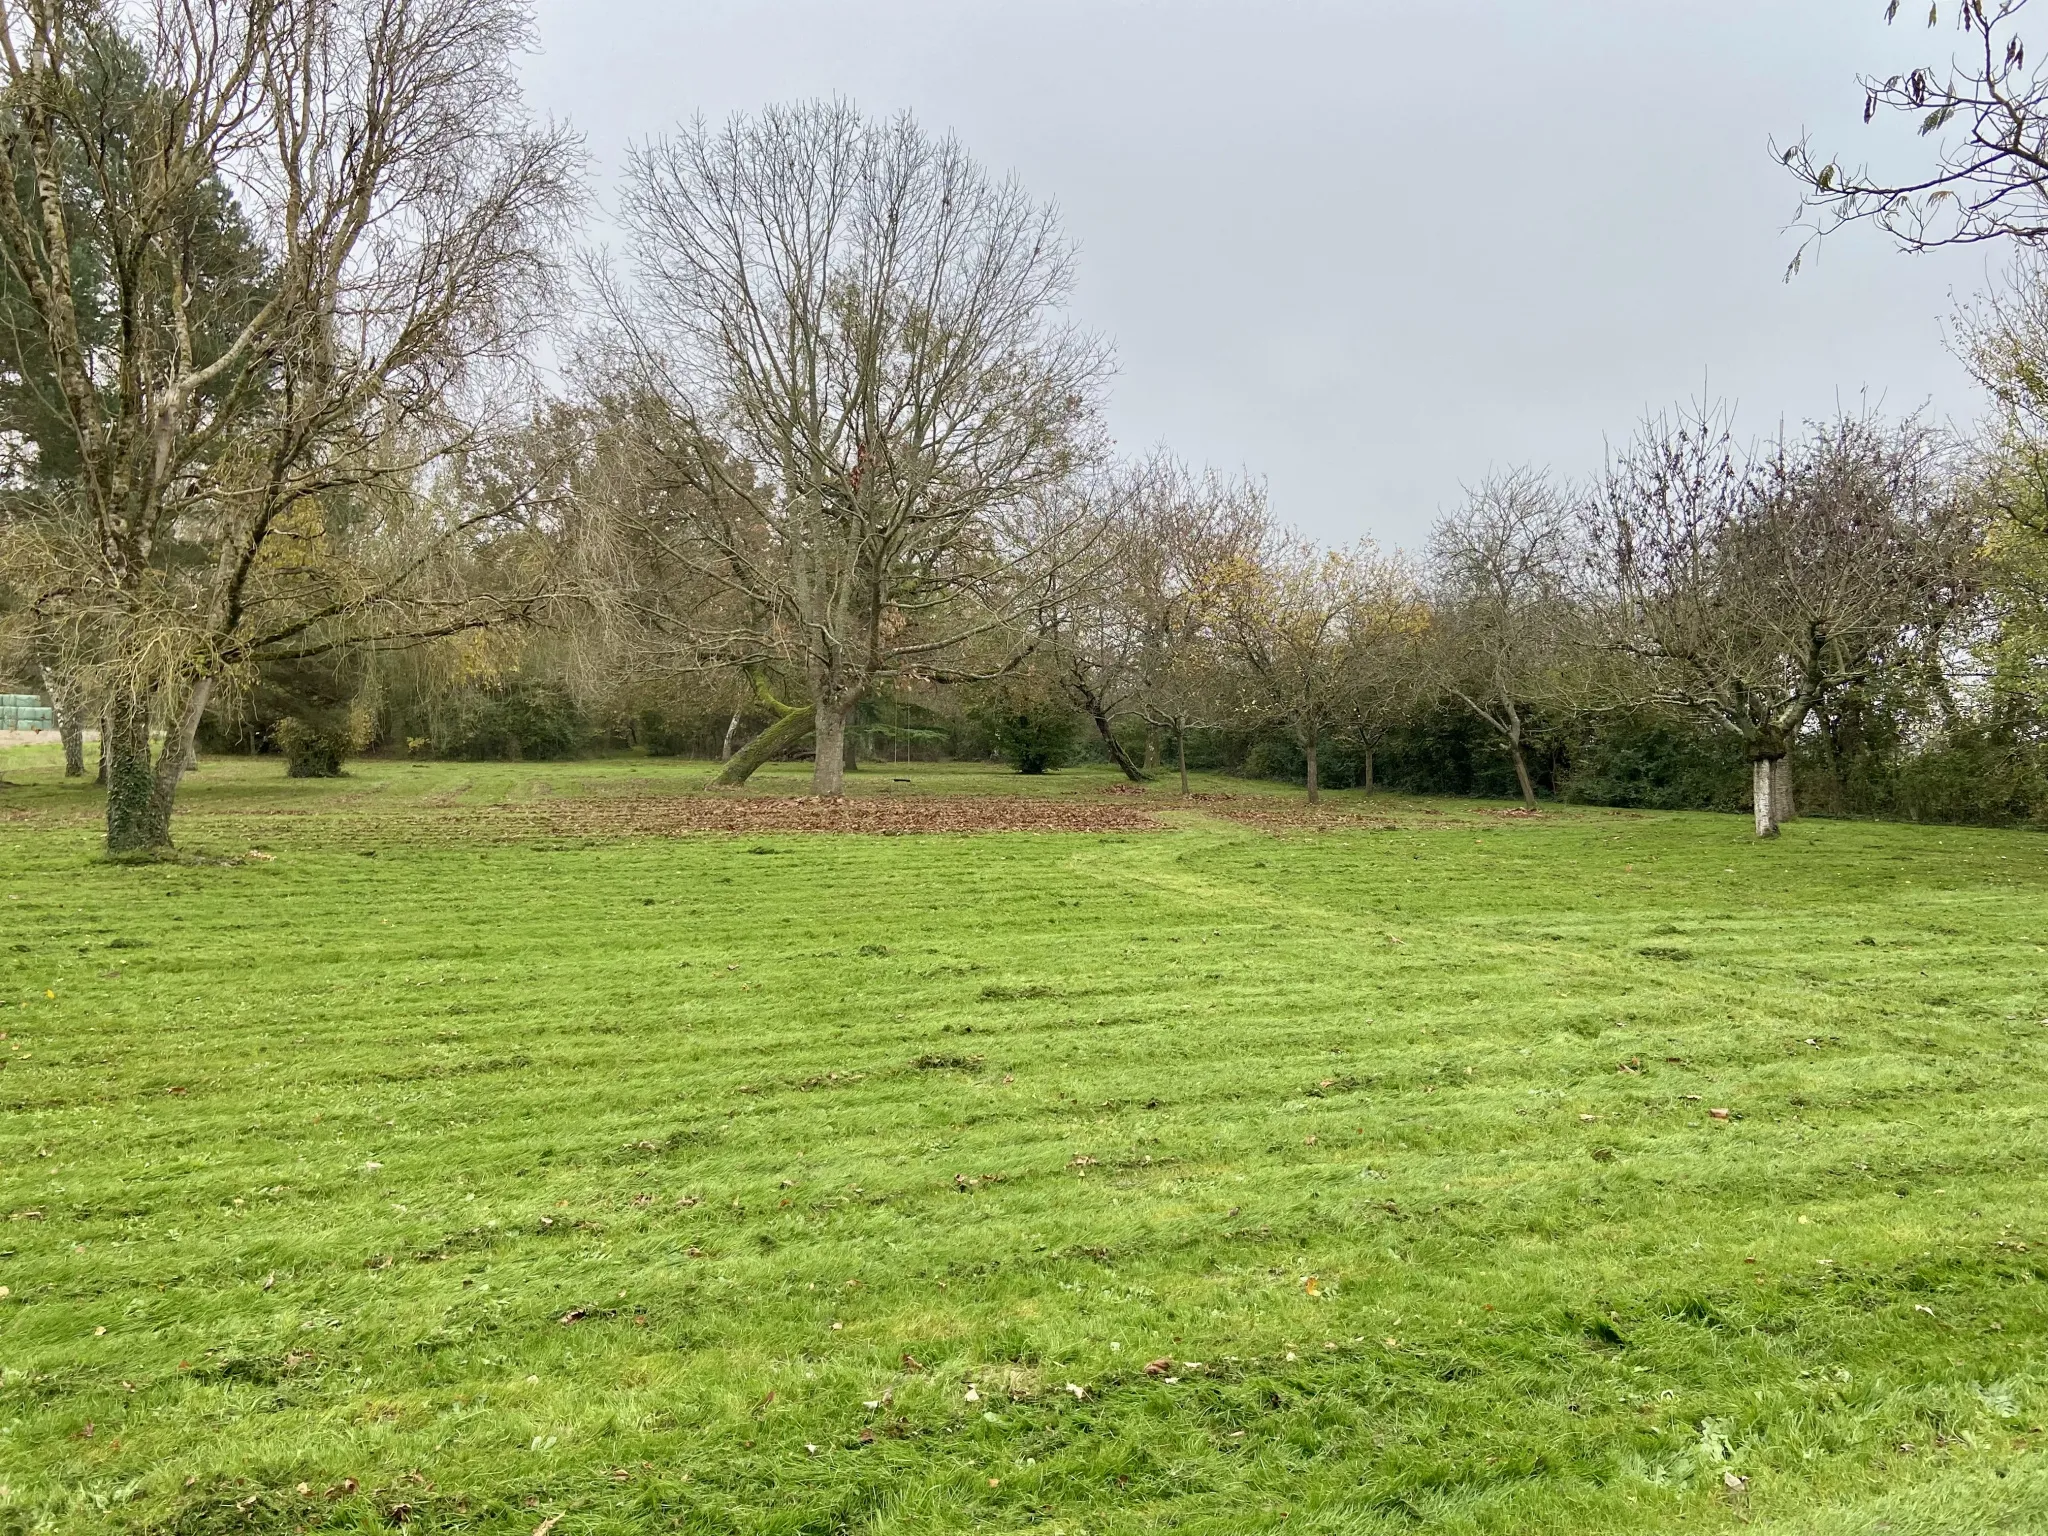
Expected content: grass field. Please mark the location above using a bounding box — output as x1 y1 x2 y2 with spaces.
3 747 2048 1533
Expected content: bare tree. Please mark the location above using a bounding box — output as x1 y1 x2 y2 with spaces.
1427 470 1576 808
594 101 1108 797
1583 405 1975 837
1028 466 1152 781
1338 582 1431 795
1220 530 1405 806
0 0 579 852
1782 0 2048 260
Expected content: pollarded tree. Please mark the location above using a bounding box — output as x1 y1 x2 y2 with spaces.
0 0 580 853
1583 405 1976 836
596 101 1108 797
1426 470 1577 808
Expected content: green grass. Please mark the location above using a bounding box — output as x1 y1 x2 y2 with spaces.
4 750 2048 1532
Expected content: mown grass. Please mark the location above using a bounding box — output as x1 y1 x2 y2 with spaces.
3 750 2048 1533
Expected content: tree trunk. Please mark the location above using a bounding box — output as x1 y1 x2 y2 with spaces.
96 711 109 785
714 705 815 787
1177 723 1190 796
720 706 745 762
1752 756 1781 839
1362 746 1375 795
148 678 211 837
1091 708 1149 782
812 700 849 797
1771 756 1796 823
104 690 162 854
1509 738 1537 808
1304 734 1320 806
1143 725 1161 774
40 666 84 778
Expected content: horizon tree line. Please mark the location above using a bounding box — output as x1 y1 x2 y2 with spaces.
1 0 2045 850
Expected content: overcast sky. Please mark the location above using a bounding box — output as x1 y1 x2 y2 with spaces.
522 0 2000 548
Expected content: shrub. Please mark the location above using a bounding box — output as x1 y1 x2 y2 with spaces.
274 716 350 778
984 702 1076 774
1560 712 1747 812
440 681 584 761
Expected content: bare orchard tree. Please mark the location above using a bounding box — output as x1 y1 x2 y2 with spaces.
1584 405 1975 837
1338 576 1431 795
1220 530 1407 806
596 101 1108 797
1426 470 1577 808
1030 454 1264 785
1027 465 1153 781
1782 0 2048 260
1120 459 1263 796
0 0 579 853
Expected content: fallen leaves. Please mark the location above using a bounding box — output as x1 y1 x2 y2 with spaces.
541 795 1165 837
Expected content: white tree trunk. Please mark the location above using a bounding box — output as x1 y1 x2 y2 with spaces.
720 707 744 761
1771 756 1796 822
1752 757 1780 838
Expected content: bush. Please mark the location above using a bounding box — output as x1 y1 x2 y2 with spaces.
274 716 350 778
983 702 1077 774
1888 726 2048 826
1560 712 1747 811
440 681 584 761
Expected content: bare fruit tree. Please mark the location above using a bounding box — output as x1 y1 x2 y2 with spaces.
596 101 1107 797
1126 462 1266 796
1220 530 1406 806
1426 470 1576 809
1027 464 1154 782
1583 405 1975 837
0 0 579 853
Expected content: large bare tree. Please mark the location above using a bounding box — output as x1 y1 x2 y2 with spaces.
0 0 578 852
594 101 1107 797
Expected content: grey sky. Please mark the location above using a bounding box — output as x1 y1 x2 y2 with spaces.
523 0 1997 548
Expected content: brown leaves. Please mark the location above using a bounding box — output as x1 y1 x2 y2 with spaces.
1144 1357 1173 1375
538 795 1164 838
